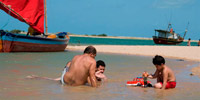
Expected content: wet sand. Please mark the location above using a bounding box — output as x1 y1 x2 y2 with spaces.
191 65 200 77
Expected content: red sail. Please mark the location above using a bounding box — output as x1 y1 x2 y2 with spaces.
0 0 44 33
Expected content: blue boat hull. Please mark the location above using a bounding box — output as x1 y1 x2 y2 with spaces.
0 32 69 52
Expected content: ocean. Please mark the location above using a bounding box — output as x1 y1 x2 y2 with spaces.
69 36 199 46
0 50 200 100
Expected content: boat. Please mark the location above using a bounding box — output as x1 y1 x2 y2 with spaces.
153 23 187 45
0 0 69 52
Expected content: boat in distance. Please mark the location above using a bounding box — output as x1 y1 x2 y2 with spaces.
0 0 69 52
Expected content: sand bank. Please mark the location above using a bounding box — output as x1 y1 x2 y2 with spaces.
67 45 200 62
191 65 200 77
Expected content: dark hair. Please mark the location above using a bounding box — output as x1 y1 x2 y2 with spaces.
188 38 191 40
83 46 96 55
152 55 165 65
96 60 106 68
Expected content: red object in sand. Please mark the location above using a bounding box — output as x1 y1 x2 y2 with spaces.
126 77 151 86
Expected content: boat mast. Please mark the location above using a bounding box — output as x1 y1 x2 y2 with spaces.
44 0 48 35
183 22 189 39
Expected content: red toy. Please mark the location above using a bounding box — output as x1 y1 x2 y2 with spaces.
126 77 152 87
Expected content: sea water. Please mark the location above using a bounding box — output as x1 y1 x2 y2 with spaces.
0 51 200 100
69 36 199 46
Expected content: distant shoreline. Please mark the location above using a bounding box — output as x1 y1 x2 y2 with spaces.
69 34 153 40
69 34 198 42
19 32 198 42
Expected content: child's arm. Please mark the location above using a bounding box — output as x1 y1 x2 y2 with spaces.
148 69 159 79
161 69 168 89
95 70 107 80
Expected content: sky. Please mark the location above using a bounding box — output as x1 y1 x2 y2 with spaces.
0 0 200 40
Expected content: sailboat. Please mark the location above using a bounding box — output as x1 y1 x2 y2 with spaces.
0 0 69 52
153 23 188 45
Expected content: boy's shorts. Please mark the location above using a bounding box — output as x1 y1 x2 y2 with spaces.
160 81 176 89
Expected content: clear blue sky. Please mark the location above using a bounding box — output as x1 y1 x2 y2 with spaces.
0 0 200 40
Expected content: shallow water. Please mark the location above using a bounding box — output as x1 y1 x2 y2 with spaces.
0 51 199 100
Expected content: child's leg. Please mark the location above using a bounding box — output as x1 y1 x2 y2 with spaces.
154 82 162 89
26 75 59 81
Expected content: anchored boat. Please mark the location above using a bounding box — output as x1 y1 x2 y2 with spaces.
153 23 188 45
0 0 69 52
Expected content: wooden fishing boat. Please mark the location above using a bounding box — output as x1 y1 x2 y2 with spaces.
153 23 187 45
0 0 69 52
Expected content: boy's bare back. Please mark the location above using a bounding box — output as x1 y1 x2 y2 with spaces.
162 65 176 82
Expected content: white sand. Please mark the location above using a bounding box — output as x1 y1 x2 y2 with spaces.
67 45 200 61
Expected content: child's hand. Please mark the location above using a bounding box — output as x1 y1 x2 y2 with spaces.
95 70 107 79
147 74 153 78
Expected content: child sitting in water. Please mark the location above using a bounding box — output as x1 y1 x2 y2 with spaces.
145 55 176 89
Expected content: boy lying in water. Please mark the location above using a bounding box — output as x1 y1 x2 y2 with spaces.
26 60 107 84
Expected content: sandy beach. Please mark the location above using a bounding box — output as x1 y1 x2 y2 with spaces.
67 45 200 61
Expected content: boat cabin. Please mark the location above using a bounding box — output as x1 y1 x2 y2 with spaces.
155 29 179 39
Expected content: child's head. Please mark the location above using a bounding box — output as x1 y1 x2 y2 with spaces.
153 55 165 69
153 55 165 70
96 60 106 73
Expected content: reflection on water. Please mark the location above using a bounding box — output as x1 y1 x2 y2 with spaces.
0 51 199 100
